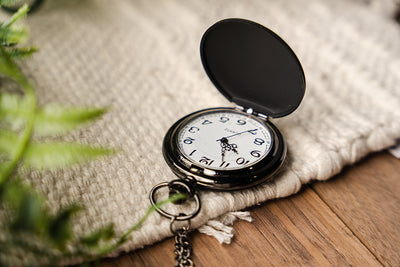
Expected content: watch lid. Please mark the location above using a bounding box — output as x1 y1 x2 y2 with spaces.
200 18 305 118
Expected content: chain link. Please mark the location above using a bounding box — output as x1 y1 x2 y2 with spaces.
150 179 199 267
174 227 194 267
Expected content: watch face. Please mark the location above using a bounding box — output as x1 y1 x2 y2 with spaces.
177 110 272 170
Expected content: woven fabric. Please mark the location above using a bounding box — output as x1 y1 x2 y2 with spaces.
12 0 400 258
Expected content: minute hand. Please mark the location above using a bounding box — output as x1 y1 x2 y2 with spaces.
216 129 257 141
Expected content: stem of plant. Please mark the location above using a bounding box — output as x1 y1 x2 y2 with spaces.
0 81 36 184
97 193 186 257
0 46 37 184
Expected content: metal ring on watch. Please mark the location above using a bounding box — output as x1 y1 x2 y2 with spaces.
149 179 201 221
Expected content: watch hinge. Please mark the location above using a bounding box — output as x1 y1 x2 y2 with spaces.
234 105 246 112
235 105 268 120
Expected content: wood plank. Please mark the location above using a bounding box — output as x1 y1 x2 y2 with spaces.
102 240 175 267
220 188 378 266
102 187 379 266
312 152 400 266
102 152 399 266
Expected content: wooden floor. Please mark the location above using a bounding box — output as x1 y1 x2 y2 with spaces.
101 152 400 266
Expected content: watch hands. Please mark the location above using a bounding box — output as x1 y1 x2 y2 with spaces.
220 137 238 161
216 129 257 141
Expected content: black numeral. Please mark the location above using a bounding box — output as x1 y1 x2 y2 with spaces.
254 138 265 145
189 150 197 156
184 137 195 144
219 117 229 123
236 157 250 165
219 161 230 168
199 156 214 166
248 129 258 135
250 150 261 158
237 120 246 125
188 126 199 133
202 120 212 125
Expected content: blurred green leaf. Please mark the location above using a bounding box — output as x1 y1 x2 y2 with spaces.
0 161 7 173
0 130 19 157
0 93 30 130
0 25 29 45
0 94 107 134
80 224 115 247
0 5 29 46
34 105 108 136
49 204 81 249
5 4 28 27
0 45 27 85
7 45 38 59
0 0 17 7
0 93 25 113
0 4 125 265
23 142 115 170
11 193 46 233
0 178 35 212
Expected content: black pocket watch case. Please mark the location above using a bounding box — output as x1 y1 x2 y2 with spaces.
163 18 305 190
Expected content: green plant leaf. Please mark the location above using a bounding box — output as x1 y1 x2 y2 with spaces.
0 92 25 113
7 45 38 59
0 45 36 184
0 178 25 209
0 94 107 135
0 24 29 45
11 192 46 234
0 0 19 8
0 129 19 157
23 142 115 170
48 204 81 249
80 224 115 247
0 3 30 46
34 105 108 136
0 178 42 217
0 161 7 173
0 45 28 85
5 4 29 27
0 93 30 127
0 95 29 160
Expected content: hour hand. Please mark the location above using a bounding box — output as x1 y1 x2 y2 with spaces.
219 137 238 161
220 138 229 161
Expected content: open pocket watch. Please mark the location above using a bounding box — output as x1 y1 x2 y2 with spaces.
150 18 305 265
163 18 305 190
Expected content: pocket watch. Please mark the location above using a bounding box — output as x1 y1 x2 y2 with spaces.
150 18 305 265
162 18 305 190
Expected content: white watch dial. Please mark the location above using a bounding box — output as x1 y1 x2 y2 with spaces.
177 110 272 170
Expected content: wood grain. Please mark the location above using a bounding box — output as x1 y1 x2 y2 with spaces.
312 152 400 266
102 152 399 266
189 188 379 266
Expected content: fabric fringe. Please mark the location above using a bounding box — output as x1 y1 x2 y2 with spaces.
197 211 253 244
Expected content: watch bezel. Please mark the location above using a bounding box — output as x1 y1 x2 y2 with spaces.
162 107 286 190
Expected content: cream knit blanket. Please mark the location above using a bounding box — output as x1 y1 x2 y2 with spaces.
11 0 400 258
